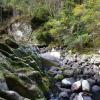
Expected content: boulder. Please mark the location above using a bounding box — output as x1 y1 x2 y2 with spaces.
58 92 69 100
87 78 96 87
71 80 81 92
62 78 75 88
0 90 25 100
40 52 60 67
54 74 64 81
92 85 100 100
82 80 90 92
4 72 44 100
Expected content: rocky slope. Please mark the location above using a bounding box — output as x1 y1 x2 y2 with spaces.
0 38 50 100
0 37 100 100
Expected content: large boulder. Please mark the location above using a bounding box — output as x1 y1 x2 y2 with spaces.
40 52 60 67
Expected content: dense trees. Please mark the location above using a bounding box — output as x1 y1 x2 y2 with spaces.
0 0 100 52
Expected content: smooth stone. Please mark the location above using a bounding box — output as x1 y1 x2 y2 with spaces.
87 78 96 86
40 52 60 67
58 92 69 100
71 80 81 91
92 85 100 100
82 80 90 91
71 92 92 100
61 78 75 88
92 85 100 93
77 92 84 100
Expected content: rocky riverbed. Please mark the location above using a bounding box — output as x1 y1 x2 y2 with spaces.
40 48 100 100
0 38 100 100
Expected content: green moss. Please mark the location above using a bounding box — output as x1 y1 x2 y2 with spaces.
54 74 64 81
4 72 44 100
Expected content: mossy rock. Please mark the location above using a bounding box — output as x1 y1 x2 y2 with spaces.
0 43 13 54
4 72 45 100
0 49 12 58
7 58 31 69
28 71 50 99
54 74 64 81
5 38 19 49
27 71 42 81
16 67 34 74
0 90 24 100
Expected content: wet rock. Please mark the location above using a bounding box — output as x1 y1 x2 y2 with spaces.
82 80 90 92
71 80 81 92
58 91 69 100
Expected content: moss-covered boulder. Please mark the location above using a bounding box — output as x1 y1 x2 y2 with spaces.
4 72 45 100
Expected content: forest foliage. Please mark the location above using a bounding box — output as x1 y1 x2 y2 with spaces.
0 0 100 52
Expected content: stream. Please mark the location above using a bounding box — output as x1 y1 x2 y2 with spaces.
40 48 100 100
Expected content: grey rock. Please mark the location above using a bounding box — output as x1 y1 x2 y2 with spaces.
63 69 74 77
83 96 92 100
82 80 90 92
87 78 96 86
71 80 81 91
0 90 25 100
92 85 100 100
61 78 75 88
58 92 69 100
